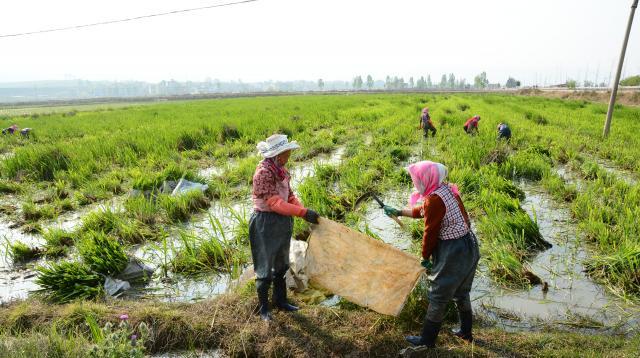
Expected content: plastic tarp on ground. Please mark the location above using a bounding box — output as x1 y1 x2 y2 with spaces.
306 218 424 316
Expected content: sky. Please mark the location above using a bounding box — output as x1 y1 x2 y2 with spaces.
1 0 639 86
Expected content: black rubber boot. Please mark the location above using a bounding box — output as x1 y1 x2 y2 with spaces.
452 310 473 342
405 319 442 348
273 275 299 312
256 279 272 321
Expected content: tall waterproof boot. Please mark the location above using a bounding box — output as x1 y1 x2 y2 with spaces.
452 310 473 342
272 275 299 312
256 279 272 321
405 318 442 348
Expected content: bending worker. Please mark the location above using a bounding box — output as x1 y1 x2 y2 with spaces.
383 161 480 348
497 122 511 141
250 134 320 322
420 107 436 137
463 115 480 134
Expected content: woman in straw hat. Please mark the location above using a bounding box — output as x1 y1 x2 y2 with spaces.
383 161 479 347
250 134 320 321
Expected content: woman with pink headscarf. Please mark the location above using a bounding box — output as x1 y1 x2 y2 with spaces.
383 161 479 348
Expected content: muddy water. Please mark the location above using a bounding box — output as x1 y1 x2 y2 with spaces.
590 156 638 185
360 189 413 251
0 220 44 303
0 197 121 304
289 146 346 190
472 181 639 334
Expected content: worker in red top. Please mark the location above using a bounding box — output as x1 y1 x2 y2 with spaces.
463 115 481 135
251 134 320 322
383 161 480 348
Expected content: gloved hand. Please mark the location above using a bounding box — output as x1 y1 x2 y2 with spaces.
304 209 320 224
383 205 400 217
421 259 432 271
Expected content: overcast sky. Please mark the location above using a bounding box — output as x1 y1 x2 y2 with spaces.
1 0 639 85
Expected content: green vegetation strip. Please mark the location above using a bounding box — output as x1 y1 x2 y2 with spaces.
0 296 638 357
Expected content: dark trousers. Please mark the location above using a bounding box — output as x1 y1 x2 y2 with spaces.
423 125 436 137
249 211 293 305
426 232 480 322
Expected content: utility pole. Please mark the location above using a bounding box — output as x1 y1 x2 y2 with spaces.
603 0 638 137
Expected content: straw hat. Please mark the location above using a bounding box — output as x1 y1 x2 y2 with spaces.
256 134 300 158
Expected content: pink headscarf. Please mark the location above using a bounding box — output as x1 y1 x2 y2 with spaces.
407 161 460 206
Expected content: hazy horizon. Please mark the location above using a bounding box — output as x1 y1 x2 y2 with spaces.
1 0 639 86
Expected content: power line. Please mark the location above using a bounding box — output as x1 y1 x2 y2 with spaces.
0 0 258 39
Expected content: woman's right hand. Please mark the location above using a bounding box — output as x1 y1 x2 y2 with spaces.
304 209 320 224
383 205 401 217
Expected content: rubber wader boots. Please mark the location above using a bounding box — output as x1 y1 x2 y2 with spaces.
273 276 299 312
452 310 473 342
256 279 272 321
405 318 442 348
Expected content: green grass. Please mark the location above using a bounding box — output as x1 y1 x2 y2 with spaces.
0 297 638 357
7 240 42 263
35 262 103 303
78 231 129 276
42 228 75 257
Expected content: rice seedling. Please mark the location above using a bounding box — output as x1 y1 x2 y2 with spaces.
78 231 129 276
6 240 42 263
21 201 57 221
42 228 75 257
0 179 22 193
35 261 103 303
159 190 210 223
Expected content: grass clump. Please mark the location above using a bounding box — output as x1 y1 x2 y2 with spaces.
81 209 155 244
35 262 103 303
7 241 42 263
22 201 57 221
42 228 75 257
78 231 129 276
170 233 242 275
500 150 551 181
159 190 210 223
585 243 640 297
0 179 21 193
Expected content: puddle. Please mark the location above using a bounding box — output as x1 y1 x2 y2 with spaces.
0 265 41 304
290 146 345 190
198 166 224 179
472 181 639 334
125 271 244 303
555 165 586 191
589 156 638 185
